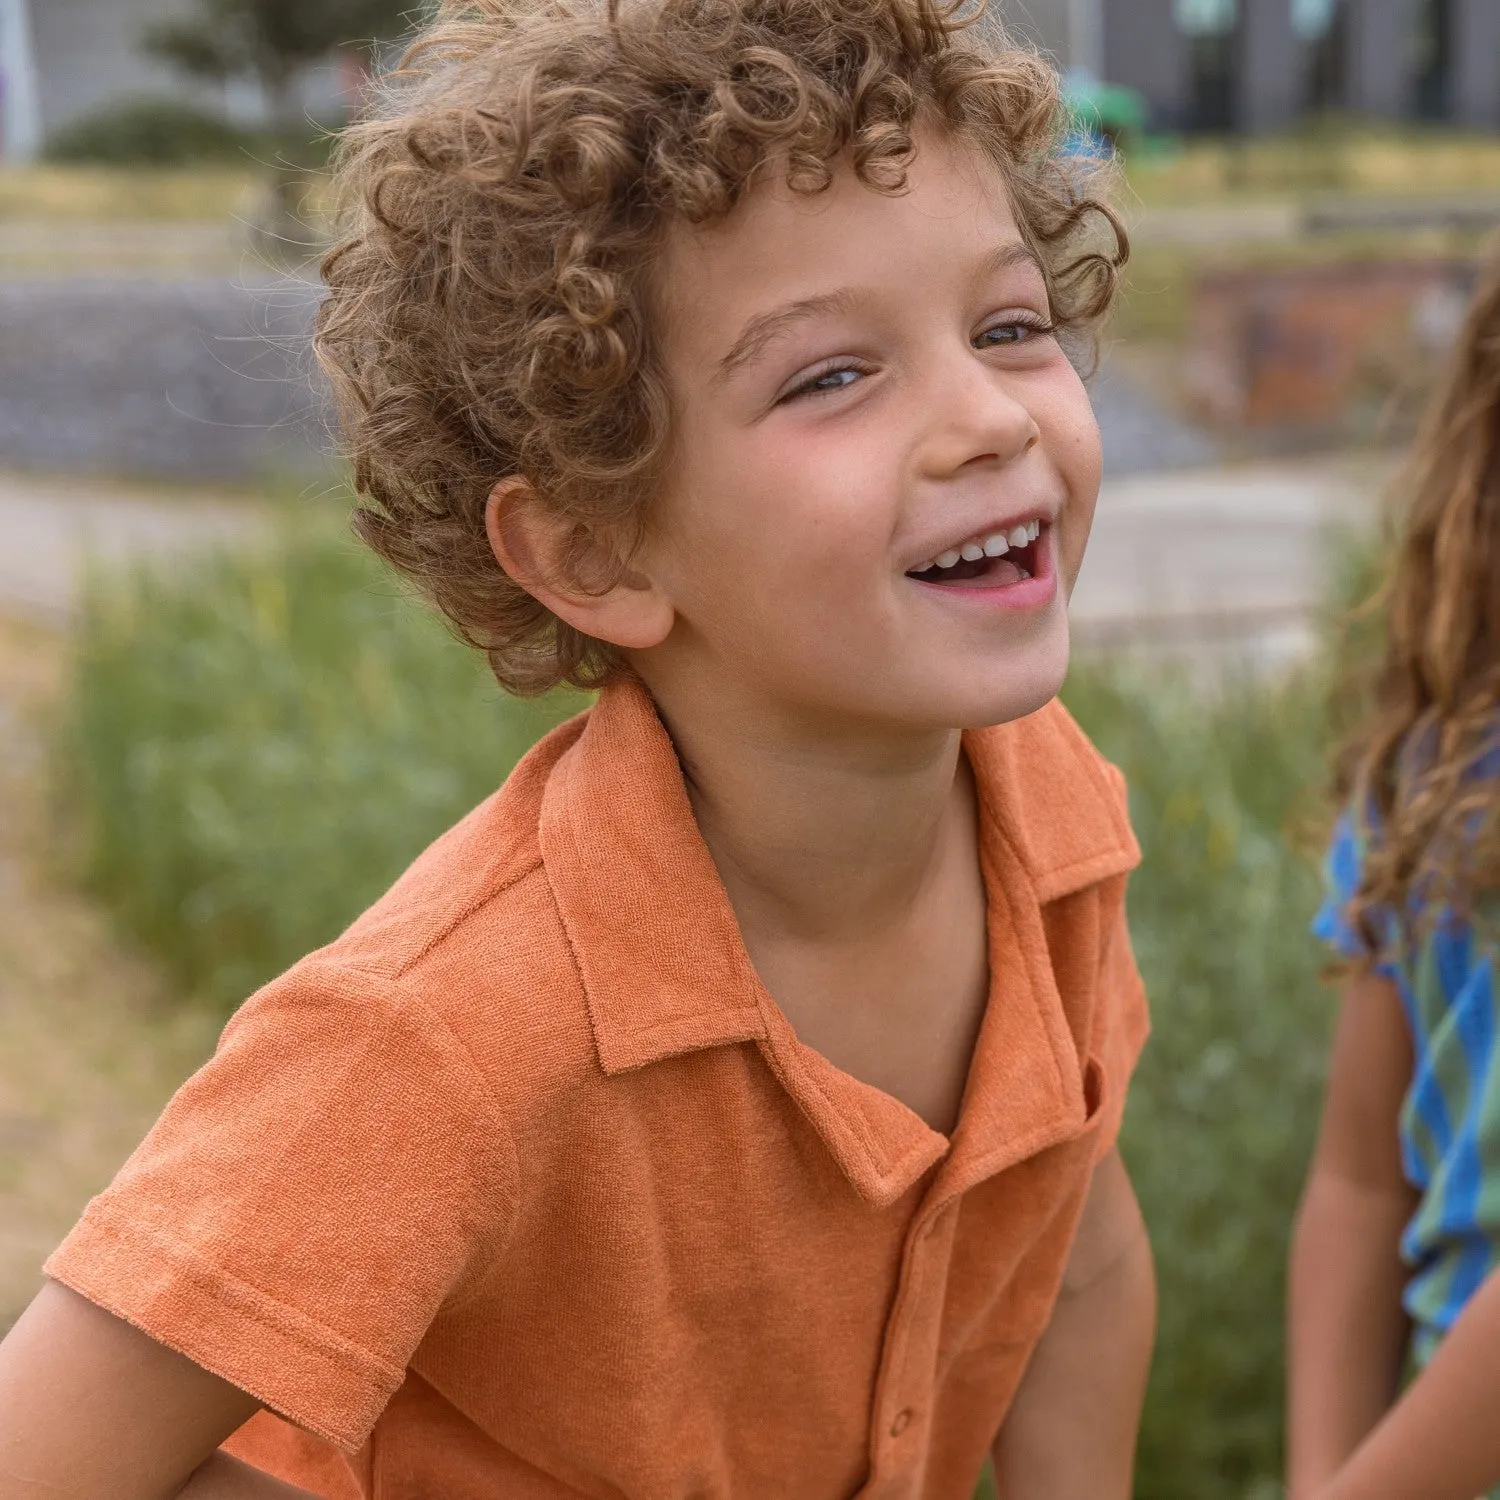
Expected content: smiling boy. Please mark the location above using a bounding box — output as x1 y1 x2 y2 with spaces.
0 3 1153 1497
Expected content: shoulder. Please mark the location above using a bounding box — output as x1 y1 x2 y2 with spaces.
966 696 1139 903
242 710 599 1105
323 712 585 981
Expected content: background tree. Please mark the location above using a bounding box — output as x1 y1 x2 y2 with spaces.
143 0 418 256
144 0 417 142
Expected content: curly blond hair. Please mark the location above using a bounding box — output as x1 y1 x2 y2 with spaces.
1336 251 1500 949
317 0 1127 694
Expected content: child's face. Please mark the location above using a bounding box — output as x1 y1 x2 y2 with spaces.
637 129 1103 733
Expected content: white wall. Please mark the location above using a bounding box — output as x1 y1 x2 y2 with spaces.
1002 0 1107 75
0 0 42 159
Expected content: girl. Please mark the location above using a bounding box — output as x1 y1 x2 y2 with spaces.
1289 251 1500 1500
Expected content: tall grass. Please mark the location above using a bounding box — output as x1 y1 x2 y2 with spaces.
62 528 582 1009
1075 663 1333 1500
62 523 1355 1498
0 165 264 222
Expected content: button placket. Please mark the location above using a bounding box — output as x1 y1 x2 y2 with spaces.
863 1202 957 1493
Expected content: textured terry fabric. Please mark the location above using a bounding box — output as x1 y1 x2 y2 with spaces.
1317 813 1500 1370
47 681 1148 1500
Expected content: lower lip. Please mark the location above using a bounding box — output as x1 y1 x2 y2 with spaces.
906 528 1059 612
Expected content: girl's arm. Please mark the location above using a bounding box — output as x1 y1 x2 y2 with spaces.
1314 1264 1500 1500
991 1147 1156 1500
1287 969 1419 1497
0 1279 317 1500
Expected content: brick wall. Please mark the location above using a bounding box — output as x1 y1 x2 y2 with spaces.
1187 259 1477 436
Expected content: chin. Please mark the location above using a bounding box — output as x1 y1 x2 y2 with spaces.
952 624 1072 730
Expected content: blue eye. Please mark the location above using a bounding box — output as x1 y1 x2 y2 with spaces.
976 318 1053 348
782 365 863 402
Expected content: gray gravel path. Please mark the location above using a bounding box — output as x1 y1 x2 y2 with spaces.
1072 455 1386 668
0 275 329 482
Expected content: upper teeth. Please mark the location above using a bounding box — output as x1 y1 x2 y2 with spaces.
914 518 1042 574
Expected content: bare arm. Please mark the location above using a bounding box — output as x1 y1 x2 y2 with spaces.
1286 970 1418 1498
1314 1265 1500 1500
0 1280 317 1500
991 1147 1155 1500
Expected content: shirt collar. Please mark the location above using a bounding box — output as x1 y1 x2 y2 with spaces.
538 680 1139 1206
538 680 768 1077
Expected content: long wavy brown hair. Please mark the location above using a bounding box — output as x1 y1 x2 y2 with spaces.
316 0 1127 694
1336 251 1500 948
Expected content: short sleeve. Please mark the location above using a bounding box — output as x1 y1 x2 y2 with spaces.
1091 887 1150 1162
1312 812 1367 956
1312 812 1399 978
44 956 519 1452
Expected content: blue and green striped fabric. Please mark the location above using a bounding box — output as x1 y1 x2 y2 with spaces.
1316 814 1500 1370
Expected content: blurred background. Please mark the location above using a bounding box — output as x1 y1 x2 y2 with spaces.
0 2 1496 1496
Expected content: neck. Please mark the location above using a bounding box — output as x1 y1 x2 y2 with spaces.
638 670 968 944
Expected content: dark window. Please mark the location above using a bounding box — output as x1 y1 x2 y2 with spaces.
1414 0 1453 121
1302 0 1347 113
1177 0 1239 131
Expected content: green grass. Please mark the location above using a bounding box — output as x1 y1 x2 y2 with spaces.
1124 122 1500 205
61 523 583 1009
0 165 266 222
1074 660 1333 1500
61 520 1360 1498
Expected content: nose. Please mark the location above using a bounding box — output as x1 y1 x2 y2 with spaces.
915 344 1041 479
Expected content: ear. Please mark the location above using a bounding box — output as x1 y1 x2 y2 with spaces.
485 477 675 652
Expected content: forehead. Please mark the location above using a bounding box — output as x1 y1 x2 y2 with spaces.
656 131 1031 355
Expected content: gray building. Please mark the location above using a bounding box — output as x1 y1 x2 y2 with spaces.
0 0 354 160
1004 0 1500 134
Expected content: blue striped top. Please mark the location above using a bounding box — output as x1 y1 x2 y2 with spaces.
1316 813 1500 1367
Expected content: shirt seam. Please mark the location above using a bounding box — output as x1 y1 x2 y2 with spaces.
297 955 525 1302
750 1005 889 1173
377 855 549 985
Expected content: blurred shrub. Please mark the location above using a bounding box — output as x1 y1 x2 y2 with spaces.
64 521 1359 1498
42 98 340 171
43 99 253 167
62 525 582 1008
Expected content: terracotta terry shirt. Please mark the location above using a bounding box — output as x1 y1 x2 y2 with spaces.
47 680 1148 1500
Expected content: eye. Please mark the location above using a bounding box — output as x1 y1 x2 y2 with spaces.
778 362 867 403
975 316 1055 349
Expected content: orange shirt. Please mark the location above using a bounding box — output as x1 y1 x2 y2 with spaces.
46 681 1147 1500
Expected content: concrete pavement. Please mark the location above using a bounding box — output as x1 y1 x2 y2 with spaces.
1071 454 1389 667
0 473 269 627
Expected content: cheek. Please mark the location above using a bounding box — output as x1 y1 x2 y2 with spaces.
1047 378 1103 577
667 421 894 603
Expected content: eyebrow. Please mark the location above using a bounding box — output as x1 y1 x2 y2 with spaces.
711 240 1048 385
713 289 860 385
983 241 1047 282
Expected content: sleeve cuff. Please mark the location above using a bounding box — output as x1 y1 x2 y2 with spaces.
45 1196 403 1453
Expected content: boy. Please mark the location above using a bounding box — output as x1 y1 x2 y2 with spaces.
0 2 1153 1496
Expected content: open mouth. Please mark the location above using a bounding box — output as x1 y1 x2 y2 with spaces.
905 518 1046 587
